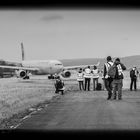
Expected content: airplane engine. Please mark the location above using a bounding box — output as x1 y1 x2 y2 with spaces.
15 70 29 79
61 70 71 78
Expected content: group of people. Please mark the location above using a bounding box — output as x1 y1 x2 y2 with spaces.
103 56 126 100
54 65 100 95
77 56 127 100
77 65 100 91
54 55 139 99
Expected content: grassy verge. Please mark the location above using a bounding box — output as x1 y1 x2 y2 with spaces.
0 77 76 129
0 77 57 129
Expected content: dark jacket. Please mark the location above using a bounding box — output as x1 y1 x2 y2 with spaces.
130 69 139 79
55 79 64 89
114 62 126 80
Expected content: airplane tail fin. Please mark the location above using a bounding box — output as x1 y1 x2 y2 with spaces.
21 42 25 61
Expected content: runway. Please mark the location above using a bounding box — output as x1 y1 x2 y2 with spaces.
16 90 140 130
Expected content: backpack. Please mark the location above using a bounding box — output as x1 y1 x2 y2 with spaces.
108 65 116 78
56 79 64 89
116 64 124 79
96 83 102 90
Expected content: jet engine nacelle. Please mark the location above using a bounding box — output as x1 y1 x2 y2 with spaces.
15 70 29 79
61 70 71 78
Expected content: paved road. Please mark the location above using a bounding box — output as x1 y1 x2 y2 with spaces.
16 90 140 130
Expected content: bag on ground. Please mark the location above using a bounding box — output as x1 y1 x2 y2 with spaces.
96 83 102 90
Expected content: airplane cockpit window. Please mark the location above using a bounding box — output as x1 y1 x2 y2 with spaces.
55 63 63 66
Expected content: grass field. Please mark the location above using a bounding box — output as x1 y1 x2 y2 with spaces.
0 76 57 128
0 70 140 129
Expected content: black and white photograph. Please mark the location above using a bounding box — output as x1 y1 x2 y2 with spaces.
0 1 140 137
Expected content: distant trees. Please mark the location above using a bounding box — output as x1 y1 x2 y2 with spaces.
0 59 6 78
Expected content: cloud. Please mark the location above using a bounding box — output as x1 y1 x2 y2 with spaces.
40 14 63 22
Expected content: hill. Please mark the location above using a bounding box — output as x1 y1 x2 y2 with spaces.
60 55 140 70
0 55 140 71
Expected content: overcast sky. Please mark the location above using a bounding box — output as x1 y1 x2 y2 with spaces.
0 9 140 62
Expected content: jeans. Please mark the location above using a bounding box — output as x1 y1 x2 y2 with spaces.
130 78 137 91
93 78 98 90
104 78 113 98
78 81 84 90
112 79 123 99
84 78 91 91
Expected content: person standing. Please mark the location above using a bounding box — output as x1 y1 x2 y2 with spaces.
77 68 84 90
103 56 114 100
92 65 99 90
84 66 92 91
112 58 126 100
130 66 139 91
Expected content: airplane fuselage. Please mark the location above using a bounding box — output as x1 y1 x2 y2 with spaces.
22 60 64 75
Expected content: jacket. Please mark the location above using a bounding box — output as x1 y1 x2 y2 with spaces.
92 69 99 79
103 61 113 78
130 69 139 79
77 72 84 81
114 63 126 80
84 68 92 78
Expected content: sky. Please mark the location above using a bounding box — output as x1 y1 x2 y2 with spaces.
0 9 140 62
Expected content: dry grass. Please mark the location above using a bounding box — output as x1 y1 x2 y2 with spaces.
0 76 56 121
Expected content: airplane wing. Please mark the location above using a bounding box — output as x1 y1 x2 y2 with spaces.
63 62 100 70
0 65 39 71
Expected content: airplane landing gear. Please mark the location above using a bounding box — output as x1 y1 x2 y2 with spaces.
48 75 54 79
23 76 30 79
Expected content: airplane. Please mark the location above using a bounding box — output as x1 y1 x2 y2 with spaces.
0 43 100 79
